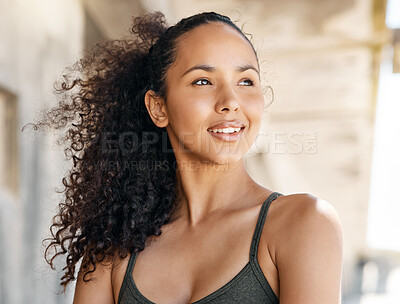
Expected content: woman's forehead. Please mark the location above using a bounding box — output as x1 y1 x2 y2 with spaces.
172 22 258 71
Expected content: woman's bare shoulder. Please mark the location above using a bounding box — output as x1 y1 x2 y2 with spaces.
73 255 115 304
274 192 341 224
269 192 343 249
72 252 131 304
270 193 344 303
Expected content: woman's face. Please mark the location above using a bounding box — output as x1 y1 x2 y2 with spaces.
163 22 265 165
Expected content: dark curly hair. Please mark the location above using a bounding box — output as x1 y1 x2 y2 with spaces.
22 11 260 291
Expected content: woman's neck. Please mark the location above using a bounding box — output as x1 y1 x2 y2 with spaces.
172 158 261 226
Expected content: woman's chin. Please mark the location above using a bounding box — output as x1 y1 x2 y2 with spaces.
203 154 245 167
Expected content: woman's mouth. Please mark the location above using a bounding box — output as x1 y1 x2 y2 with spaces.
207 127 245 142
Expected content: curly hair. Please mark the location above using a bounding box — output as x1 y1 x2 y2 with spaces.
21 11 260 291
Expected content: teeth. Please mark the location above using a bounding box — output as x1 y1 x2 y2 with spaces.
209 127 242 134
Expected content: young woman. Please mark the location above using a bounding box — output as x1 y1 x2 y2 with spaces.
30 11 343 304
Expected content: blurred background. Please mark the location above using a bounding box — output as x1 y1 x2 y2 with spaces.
0 0 399 303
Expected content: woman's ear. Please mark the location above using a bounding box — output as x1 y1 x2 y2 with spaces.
144 90 169 128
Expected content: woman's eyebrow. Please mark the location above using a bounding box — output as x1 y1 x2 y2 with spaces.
236 64 259 76
181 64 215 78
180 63 259 78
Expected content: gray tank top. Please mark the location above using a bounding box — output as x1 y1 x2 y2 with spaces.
118 191 282 304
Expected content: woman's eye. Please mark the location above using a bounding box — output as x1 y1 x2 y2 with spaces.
193 79 211 86
238 79 254 86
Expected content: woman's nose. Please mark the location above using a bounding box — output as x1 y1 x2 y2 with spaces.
215 84 240 113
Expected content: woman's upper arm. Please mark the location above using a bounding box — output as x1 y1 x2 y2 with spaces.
276 196 344 304
73 258 115 304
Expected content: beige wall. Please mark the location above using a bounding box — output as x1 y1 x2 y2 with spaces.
0 0 84 303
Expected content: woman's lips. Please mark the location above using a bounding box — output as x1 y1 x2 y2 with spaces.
207 127 245 142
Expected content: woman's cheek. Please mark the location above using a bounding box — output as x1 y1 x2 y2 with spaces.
242 91 264 115
171 94 210 132
246 95 265 135
182 94 211 116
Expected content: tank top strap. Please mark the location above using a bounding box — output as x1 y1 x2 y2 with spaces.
117 251 139 304
125 251 139 277
249 191 282 260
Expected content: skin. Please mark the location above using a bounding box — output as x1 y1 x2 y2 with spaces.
73 22 344 304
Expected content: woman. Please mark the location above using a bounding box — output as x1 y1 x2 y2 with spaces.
29 11 343 304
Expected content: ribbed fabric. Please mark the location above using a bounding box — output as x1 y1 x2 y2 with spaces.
118 192 282 304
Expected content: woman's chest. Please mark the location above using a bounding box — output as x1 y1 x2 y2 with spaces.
112 204 280 303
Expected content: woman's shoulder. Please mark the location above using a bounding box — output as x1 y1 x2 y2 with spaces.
275 192 341 223
270 192 343 245
267 192 344 303
72 251 132 304
263 192 343 264
73 254 116 304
